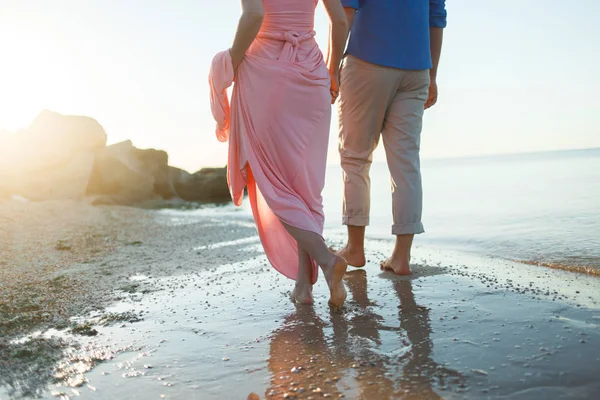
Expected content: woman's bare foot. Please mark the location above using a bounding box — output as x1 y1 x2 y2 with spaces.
323 254 348 308
380 256 412 275
330 245 366 268
291 282 313 305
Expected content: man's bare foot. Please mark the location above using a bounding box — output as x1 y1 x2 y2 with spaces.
331 245 366 268
323 254 348 308
380 256 412 275
291 282 313 305
381 234 414 275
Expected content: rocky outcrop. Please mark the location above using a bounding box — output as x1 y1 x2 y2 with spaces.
85 141 156 205
1 112 107 200
14 153 96 201
168 167 193 197
14 110 107 170
85 141 178 205
0 110 231 205
136 148 176 199
170 167 230 203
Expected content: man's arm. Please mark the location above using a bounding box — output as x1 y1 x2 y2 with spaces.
429 28 444 83
426 0 447 109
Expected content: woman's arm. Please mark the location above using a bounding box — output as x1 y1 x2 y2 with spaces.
230 0 264 75
325 7 355 68
322 0 349 102
344 7 356 31
323 0 349 76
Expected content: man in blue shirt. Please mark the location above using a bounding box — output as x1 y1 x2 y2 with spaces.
335 0 447 275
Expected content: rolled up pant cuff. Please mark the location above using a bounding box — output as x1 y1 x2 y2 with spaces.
392 222 425 235
343 215 370 226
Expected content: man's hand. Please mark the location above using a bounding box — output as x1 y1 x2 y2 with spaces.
427 26 444 110
425 80 438 109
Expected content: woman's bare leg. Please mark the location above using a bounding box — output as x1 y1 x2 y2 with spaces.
281 221 347 307
292 246 314 305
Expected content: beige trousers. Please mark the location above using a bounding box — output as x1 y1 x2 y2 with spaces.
338 55 430 235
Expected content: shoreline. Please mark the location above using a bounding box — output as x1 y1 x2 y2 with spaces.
323 224 600 279
515 259 600 277
1 200 599 399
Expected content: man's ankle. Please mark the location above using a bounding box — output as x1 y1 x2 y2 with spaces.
344 242 363 252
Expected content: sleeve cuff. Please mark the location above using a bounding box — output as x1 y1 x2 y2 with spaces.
429 18 447 28
430 0 447 28
341 0 359 9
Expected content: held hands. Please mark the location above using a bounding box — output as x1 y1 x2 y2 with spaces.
330 72 340 104
425 79 438 109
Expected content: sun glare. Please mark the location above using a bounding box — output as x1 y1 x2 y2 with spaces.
0 23 76 132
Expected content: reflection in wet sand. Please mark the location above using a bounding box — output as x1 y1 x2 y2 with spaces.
265 270 464 399
393 277 465 398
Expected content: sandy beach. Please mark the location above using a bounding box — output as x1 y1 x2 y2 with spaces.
2 0 599 399
1 200 599 400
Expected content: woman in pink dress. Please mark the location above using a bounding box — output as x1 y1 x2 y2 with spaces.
211 0 348 307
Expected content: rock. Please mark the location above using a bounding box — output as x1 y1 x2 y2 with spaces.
86 141 156 205
13 110 107 170
136 148 177 199
2 110 227 204
2 111 107 200
12 153 96 201
194 167 231 202
170 166 230 203
168 166 193 197
86 141 178 204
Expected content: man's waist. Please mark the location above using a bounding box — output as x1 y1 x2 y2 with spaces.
345 44 432 71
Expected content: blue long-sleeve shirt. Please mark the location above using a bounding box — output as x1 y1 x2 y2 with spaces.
341 0 447 70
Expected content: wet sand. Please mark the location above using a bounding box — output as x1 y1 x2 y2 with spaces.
1 201 599 399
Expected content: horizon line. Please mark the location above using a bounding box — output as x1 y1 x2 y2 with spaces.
174 146 600 172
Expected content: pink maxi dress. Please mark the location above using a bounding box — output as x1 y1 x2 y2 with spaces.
209 0 330 285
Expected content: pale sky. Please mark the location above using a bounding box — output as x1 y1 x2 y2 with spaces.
1 0 599 172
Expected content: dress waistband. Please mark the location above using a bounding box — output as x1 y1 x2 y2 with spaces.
255 30 317 62
257 30 316 47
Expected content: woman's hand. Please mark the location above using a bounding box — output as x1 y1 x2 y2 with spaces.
330 71 340 104
323 0 349 104
230 49 241 81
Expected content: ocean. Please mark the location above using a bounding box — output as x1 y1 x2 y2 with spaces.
177 148 600 275
321 148 600 274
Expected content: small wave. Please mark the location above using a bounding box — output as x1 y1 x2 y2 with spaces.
516 259 600 276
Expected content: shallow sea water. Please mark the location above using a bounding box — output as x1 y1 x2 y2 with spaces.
323 148 600 274
40 236 600 400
